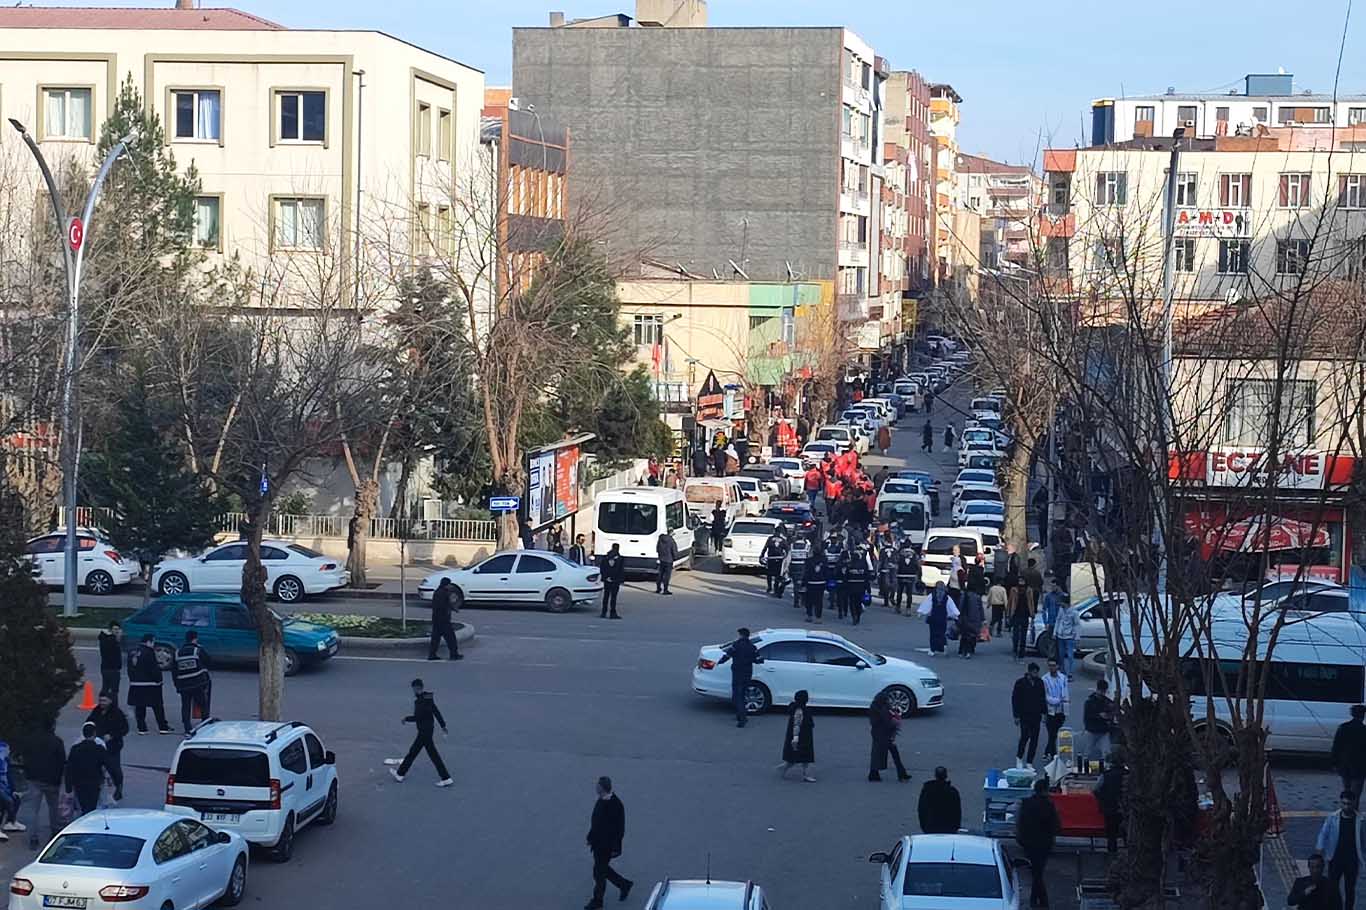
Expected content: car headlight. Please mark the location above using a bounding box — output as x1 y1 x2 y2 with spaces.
317 640 327 651
920 677 941 688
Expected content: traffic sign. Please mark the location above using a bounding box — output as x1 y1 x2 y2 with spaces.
66 217 84 252
489 495 520 513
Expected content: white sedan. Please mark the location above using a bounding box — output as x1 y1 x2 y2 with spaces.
418 550 602 613
766 457 807 483
25 530 138 596
871 834 1021 910
692 628 943 716
954 500 1005 529
152 540 349 603
9 809 249 910
721 517 784 571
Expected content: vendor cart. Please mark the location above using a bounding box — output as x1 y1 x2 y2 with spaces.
982 769 1036 838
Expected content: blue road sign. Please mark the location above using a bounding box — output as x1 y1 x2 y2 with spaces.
489 496 520 513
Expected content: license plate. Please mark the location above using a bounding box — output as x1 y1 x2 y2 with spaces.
202 812 240 824
44 898 87 909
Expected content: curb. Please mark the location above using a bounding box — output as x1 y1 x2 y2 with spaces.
65 622 476 652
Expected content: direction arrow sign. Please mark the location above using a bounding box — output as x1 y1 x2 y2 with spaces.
489 495 520 513
66 217 84 253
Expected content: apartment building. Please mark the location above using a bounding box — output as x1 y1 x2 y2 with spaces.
883 69 936 336
0 2 483 303
957 153 1043 270
928 83 977 300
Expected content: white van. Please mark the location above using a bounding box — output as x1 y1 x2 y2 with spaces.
594 487 696 573
919 527 994 588
875 492 931 548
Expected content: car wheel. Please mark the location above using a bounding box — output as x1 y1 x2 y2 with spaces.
153 643 177 671
270 814 295 862
544 587 572 613
883 685 917 717
449 586 464 610
283 649 301 677
1034 630 1056 660
85 569 114 595
159 571 189 596
220 854 248 906
273 575 304 604
318 781 338 825
742 681 771 714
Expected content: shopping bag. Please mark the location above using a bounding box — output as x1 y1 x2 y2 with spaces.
979 625 991 643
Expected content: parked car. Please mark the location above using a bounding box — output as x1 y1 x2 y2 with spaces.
892 470 940 515
596 487 700 570
765 501 820 536
869 834 1021 910
684 478 745 525
766 457 807 483
801 441 840 462
952 470 998 500
732 475 772 516
643 880 771 910
166 720 338 862
121 593 339 676
418 550 603 612
25 529 137 595
8 809 250 910
815 425 856 453
740 464 790 499
722 517 785 572
920 528 994 589
692 628 943 716
1032 593 1127 657
953 499 1005 528
151 540 349 604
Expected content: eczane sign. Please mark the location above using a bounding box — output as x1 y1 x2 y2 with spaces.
1206 448 1326 490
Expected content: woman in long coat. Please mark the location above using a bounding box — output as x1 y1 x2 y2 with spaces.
958 588 984 658
868 692 912 782
778 690 816 781
919 582 959 656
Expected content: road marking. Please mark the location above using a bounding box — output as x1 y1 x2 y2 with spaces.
1280 809 1332 818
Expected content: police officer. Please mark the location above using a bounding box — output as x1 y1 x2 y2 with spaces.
172 630 211 734
717 628 764 728
760 527 789 596
824 532 846 619
876 542 896 606
842 545 872 626
803 546 827 622
895 543 921 613
127 633 171 735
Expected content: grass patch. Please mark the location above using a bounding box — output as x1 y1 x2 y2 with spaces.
291 612 430 639
57 607 134 629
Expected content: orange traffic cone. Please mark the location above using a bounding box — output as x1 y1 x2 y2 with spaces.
78 681 96 711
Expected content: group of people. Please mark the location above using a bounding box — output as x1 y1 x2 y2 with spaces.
801 450 878 528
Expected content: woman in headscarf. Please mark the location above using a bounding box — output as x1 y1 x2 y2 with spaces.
919 582 959 656
778 689 816 782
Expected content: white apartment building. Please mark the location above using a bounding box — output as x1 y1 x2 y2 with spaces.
0 3 483 304
836 29 885 344
956 153 1043 270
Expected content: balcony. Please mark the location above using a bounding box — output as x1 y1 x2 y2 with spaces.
1038 212 1075 238
839 239 869 252
836 293 869 322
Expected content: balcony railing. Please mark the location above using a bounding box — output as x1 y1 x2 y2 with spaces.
839 239 869 252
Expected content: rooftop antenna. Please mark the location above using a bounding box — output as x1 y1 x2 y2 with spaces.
728 259 750 280
785 260 795 281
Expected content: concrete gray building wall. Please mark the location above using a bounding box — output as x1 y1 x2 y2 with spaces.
513 26 842 282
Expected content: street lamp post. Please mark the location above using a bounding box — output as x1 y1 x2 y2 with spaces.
9 118 131 617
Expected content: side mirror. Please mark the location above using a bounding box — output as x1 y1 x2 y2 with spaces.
324 750 336 765
1011 857 1032 870
216 831 232 844
868 851 889 865
855 661 869 670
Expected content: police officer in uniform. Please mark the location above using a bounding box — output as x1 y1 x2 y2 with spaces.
824 531 846 619
842 545 872 625
788 534 811 608
803 546 828 622
172 630 212 734
895 543 921 614
127 633 171 735
759 528 789 596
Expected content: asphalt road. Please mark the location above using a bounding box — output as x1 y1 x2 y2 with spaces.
5 380 1345 908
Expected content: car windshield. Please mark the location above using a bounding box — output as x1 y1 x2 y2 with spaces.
771 460 800 471
40 833 145 869
879 502 926 528
965 502 1004 513
817 429 847 440
174 747 271 787
883 481 922 495
734 478 758 491
904 862 1003 898
287 544 324 559
926 536 977 556
731 521 777 536
958 472 993 485
599 501 659 534
960 489 1001 503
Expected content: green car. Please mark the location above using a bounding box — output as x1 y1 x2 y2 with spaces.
121 593 341 676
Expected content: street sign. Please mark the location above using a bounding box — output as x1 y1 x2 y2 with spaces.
489 495 520 513
66 217 84 252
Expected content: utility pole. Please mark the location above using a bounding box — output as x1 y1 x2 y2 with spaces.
10 119 131 617
1154 127 1185 596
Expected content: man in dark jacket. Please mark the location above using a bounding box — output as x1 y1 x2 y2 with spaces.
171 630 212 734
1333 705 1366 806
803 554 827 622
597 544 626 619
655 533 678 595
1022 558 1045 619
918 766 962 834
1095 756 1126 854
428 578 463 661
710 505 728 553
20 721 64 849
585 776 632 909
87 693 129 783
842 546 871 625
97 620 123 702
1016 778 1060 908
717 628 764 727
568 535 588 566
760 529 788 596
894 544 920 613
1288 853 1342 910
1081 679 1115 772
127 634 171 734
388 678 453 787
65 722 122 816
1012 663 1047 768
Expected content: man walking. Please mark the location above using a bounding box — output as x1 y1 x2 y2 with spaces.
172 630 213 733
988 579 1008 639
710 504 728 553
804 464 823 510
1023 558 1045 627
97 620 123 702
1012 663 1046 769
1081 679 1115 773
1053 594 1080 680
921 420 933 454
1009 579 1034 660
584 776 632 909
1016 778 1060 908
1317 790 1364 910
717 628 764 727
19 721 63 849
428 578 463 661
842 545 871 626
917 766 962 834
894 543 919 614
760 527 788 596
388 678 454 787
65 722 122 817
655 532 678 595
86 693 129 784
127 633 171 735
598 544 625 619
803 554 827 623
1333 705 1366 806
1042 659 1070 762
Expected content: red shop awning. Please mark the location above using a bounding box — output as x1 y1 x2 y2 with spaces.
1184 513 1331 552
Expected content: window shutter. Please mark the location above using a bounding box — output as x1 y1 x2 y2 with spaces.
1279 176 1289 207
1341 175 1350 208
1219 174 1229 207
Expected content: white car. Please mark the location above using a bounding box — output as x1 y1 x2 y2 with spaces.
26 529 137 595
870 834 1021 910
767 457 807 483
881 478 924 497
10 809 249 909
722 517 785 572
152 540 349 604
802 441 840 461
418 550 603 612
952 470 997 500
643 879 771 910
954 499 1005 528
815 425 856 453
166 720 338 862
1032 593 1127 655
953 483 1003 512
731 475 772 515
692 628 943 716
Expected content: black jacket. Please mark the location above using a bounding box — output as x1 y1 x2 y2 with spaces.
719 637 763 679
760 535 788 563
431 584 455 629
1288 874 1342 910
1015 792 1060 853
918 779 962 834
86 705 129 750
19 730 65 786
405 691 447 734
656 533 679 564
1083 692 1114 734
869 702 899 745
65 739 122 795
172 643 210 692
98 631 123 671
1012 676 1046 720
598 553 626 586
896 550 920 579
711 511 727 535
1333 720 1366 776
567 544 587 565
1094 765 1126 818
587 793 626 855
127 644 163 685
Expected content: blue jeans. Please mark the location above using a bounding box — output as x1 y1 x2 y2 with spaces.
1057 637 1076 677
807 490 818 509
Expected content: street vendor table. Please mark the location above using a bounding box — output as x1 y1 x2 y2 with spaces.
982 770 1035 838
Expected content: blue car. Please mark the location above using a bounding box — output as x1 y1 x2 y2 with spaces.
121 593 340 676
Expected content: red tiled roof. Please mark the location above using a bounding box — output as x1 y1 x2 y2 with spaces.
0 6 283 30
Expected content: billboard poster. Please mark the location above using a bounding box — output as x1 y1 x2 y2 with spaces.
554 445 580 519
527 451 556 527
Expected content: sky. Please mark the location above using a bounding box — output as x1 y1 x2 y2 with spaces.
36 0 1366 164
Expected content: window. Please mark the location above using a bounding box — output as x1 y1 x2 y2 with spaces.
1045 237 1068 270
516 555 556 573
1253 106 1268 123
1223 378 1316 446
1095 171 1126 206
904 863 1004 899
1216 106 1230 123
665 500 685 532
416 102 431 157
152 824 190 865
1134 105 1155 124
170 603 212 628
172 747 269 787
1348 235 1366 280
1175 172 1198 207
176 820 215 854
173 89 220 141
1176 105 1197 126
40 834 144 870
781 308 796 345
474 554 517 574
43 87 92 139
1174 237 1196 273
436 205 452 253
26 536 61 554
438 109 452 160
1276 238 1311 274
205 544 247 562
305 733 327 769
274 197 324 250
807 642 862 667
278 90 325 142
1351 108 1366 126
218 606 253 630
1093 236 1125 271
632 314 664 346
279 738 308 774
1219 173 1252 208
841 106 853 137
596 501 658 536
193 196 220 249
1217 239 1251 274
757 641 809 663
1340 174 1366 209
1278 106 1331 124
1279 173 1311 208
260 546 288 561
924 535 976 556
